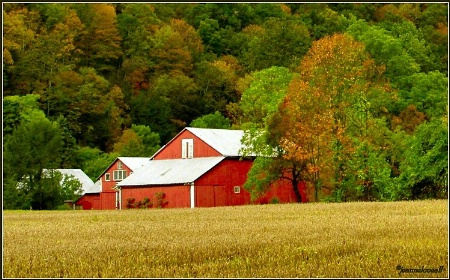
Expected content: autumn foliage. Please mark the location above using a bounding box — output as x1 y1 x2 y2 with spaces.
271 34 392 201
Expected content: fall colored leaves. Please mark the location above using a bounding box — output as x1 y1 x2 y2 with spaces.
272 34 392 200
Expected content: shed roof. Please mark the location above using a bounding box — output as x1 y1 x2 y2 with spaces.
118 157 151 171
117 157 224 186
96 157 151 180
43 169 95 195
85 179 102 194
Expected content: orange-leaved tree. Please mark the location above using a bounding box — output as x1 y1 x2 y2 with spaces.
273 33 388 201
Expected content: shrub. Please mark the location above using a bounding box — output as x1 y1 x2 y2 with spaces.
270 197 280 204
56 204 72 210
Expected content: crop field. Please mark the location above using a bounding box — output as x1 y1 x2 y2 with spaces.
3 200 448 278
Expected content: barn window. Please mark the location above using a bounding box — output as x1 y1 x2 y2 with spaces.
113 170 127 181
181 139 194 159
117 161 123 169
234 186 241 194
105 173 110 181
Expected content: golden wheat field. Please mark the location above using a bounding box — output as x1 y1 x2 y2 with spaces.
2 200 449 278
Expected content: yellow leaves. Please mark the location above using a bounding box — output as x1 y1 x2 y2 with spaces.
236 74 253 96
3 8 36 51
242 24 265 36
3 49 14 65
306 163 320 174
436 22 448 36
169 19 204 54
212 60 235 79
278 32 379 186
279 4 292 15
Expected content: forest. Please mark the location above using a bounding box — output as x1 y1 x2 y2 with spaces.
2 3 448 209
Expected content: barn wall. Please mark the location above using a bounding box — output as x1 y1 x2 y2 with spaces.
101 159 134 193
121 185 190 209
195 159 253 207
255 180 308 204
196 158 308 206
153 130 222 160
100 192 117 210
75 193 100 210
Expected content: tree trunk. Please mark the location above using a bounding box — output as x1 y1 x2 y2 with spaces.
292 168 302 203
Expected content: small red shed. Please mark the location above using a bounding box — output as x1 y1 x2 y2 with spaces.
117 127 307 209
74 180 101 210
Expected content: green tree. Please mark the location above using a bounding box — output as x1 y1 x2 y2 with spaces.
77 147 119 181
150 25 194 76
296 4 349 40
3 94 47 138
396 71 448 120
4 117 63 209
416 3 448 75
347 19 420 83
380 20 436 73
51 67 127 151
40 170 83 206
55 115 79 168
59 172 84 202
113 129 144 157
238 18 312 72
396 118 448 200
238 66 293 128
129 91 177 145
190 111 232 129
237 66 306 202
150 72 201 129
194 57 240 114
131 124 161 156
117 3 160 60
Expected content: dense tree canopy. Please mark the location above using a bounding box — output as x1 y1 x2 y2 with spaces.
3 3 448 208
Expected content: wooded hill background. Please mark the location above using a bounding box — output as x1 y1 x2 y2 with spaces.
3 3 448 209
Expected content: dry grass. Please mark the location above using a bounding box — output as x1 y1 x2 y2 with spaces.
3 200 448 278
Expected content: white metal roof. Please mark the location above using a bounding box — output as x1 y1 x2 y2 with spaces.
43 169 95 195
117 157 224 186
186 127 246 157
96 157 151 180
85 179 102 194
118 157 151 171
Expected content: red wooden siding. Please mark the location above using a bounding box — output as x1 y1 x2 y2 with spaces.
75 193 100 210
121 185 190 208
195 158 253 207
255 180 308 204
97 158 135 210
101 159 134 193
153 130 221 159
195 158 308 206
100 192 116 210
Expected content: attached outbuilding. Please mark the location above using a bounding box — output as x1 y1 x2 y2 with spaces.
82 157 151 210
74 179 101 210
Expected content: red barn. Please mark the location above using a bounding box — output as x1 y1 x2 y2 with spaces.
117 127 307 209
